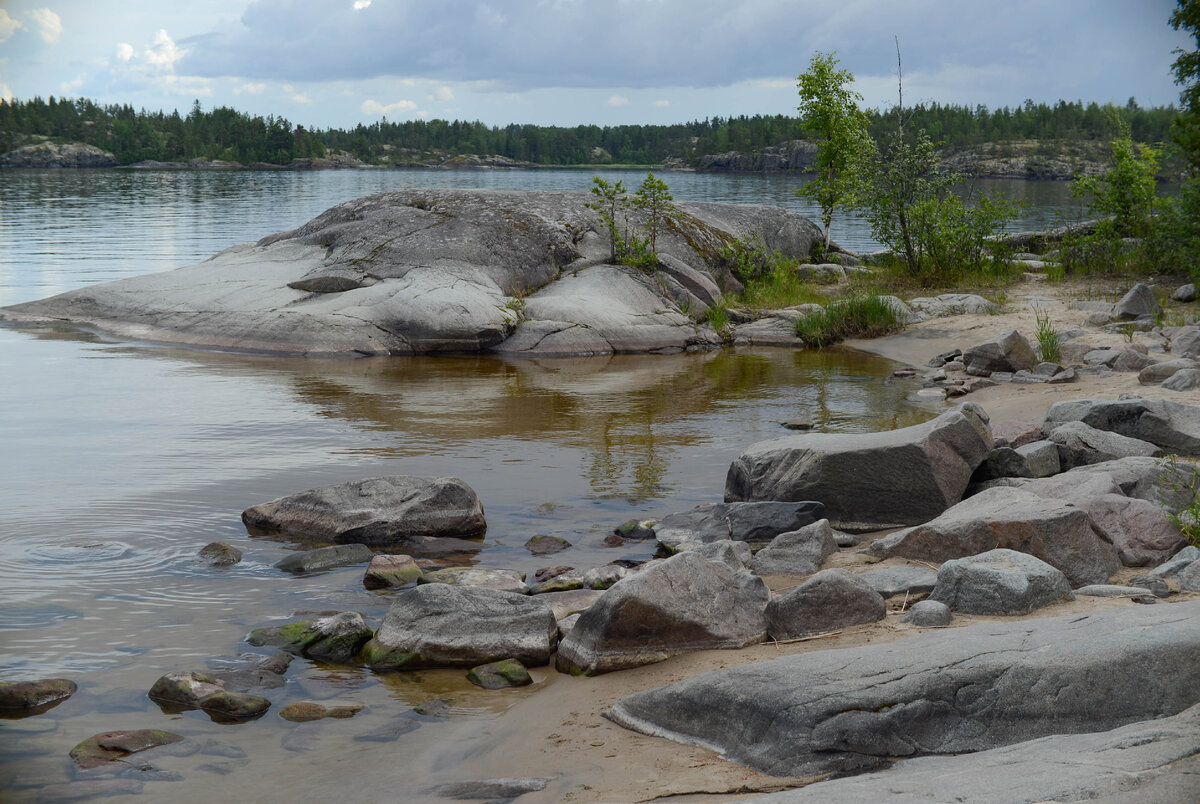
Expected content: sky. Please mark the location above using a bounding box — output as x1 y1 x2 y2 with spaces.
0 0 1193 130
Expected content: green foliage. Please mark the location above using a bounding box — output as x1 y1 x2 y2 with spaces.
794 294 908 347
731 256 824 310
631 171 677 254
718 235 774 284
905 191 1022 281
1161 457 1200 546
795 52 872 249
1034 307 1061 363
701 303 730 333
857 128 956 274
1170 0 1200 174
1071 113 1160 239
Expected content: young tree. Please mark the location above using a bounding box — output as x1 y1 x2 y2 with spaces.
1170 0 1200 173
1071 113 1160 239
632 171 676 254
585 176 627 262
795 52 871 253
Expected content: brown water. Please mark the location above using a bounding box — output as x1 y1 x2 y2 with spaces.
0 319 934 802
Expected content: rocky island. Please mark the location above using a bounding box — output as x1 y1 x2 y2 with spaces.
0 189 823 356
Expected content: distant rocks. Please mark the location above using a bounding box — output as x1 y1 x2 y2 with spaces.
0 140 117 168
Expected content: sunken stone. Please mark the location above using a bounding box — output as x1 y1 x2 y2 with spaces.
929 549 1072 615
362 554 423 588
466 658 532 690
764 569 886 639
419 567 528 594
199 542 242 566
274 544 374 574
243 475 486 548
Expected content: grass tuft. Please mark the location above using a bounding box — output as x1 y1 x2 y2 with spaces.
794 294 908 347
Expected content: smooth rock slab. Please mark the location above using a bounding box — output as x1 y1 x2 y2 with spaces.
725 404 993 531
419 567 528 594
362 584 556 670
606 601 1200 778
930 549 1072 615
556 552 767 675
859 566 939 598
244 475 486 548
742 703 1200 804
274 543 374 573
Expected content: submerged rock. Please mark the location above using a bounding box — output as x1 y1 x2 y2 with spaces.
274 543 374 573
0 678 77 714
198 541 243 566
246 611 374 663
279 701 364 722
244 475 486 548
466 658 533 689
70 729 183 770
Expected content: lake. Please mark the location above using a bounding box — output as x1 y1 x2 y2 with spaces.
0 168 1069 801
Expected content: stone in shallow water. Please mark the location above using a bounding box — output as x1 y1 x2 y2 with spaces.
279 701 364 722
246 611 374 664
362 553 423 589
198 541 242 566
274 543 374 574
429 777 551 800
466 658 533 689
0 678 77 713
69 729 183 769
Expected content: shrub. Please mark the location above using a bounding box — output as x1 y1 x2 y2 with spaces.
1034 307 1060 363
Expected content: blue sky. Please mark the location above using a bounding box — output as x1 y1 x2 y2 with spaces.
0 1 1191 129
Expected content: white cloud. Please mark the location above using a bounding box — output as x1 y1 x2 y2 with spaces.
654 99 670 107
145 29 185 68
362 98 417 115
0 10 22 43
0 80 13 102
431 85 454 102
607 95 629 106
109 29 213 98
28 8 62 44
289 92 313 103
353 0 371 8
115 42 134 62
234 82 266 95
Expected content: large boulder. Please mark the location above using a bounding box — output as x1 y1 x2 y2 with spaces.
1042 398 1200 457
653 501 825 551
1082 493 1187 566
928 549 1073 614
868 487 1118 587
555 552 767 675
741 703 1200 803
606 601 1200 778
361 584 556 670
750 519 838 576
764 569 886 638
1047 420 1162 470
0 190 825 355
962 330 1036 376
1113 282 1161 320
243 475 486 548
725 404 994 531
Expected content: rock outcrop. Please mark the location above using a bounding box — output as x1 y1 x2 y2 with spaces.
0 140 118 168
606 601 1200 778
725 404 994 531
1 189 825 356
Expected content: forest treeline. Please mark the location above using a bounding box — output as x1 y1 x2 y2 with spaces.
0 94 1180 167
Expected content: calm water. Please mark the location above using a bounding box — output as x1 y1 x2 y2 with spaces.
0 168 1069 802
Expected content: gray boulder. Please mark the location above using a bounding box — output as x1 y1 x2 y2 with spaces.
1075 584 1154 597
199 542 243 566
1171 326 1200 358
1111 348 1158 372
362 584 556 670
555 552 767 675
1114 282 1161 320
1065 457 1199 513
725 403 994 531
869 486 1119 587
243 475 486 549
606 601 1200 779
676 539 753 572
419 567 527 594
900 599 951 627
1082 493 1187 566
750 519 838 576
1174 282 1197 302
654 501 825 551
1 190 825 356
962 330 1036 375
246 611 373 663
742 703 1200 804
1138 358 1198 384
1042 398 1200 457
764 569 886 639
929 549 1073 614
1163 368 1200 391
989 420 1044 448
1181 559 1200 592
860 566 939 598
1148 545 1200 578
0 679 77 712
971 441 1060 481
274 543 374 573
1048 420 1162 470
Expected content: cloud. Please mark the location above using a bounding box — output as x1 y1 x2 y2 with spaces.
144 29 185 68
354 0 371 7
290 92 313 103
0 10 22 43
59 74 85 94
234 82 266 95
0 80 13 102
110 29 214 98
28 8 62 44
654 99 670 107
608 95 629 106
116 42 134 62
431 85 454 102
361 98 417 115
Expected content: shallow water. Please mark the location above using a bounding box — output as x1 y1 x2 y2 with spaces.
0 168 1008 801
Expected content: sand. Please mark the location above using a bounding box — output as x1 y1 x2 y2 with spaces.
414 276 1198 804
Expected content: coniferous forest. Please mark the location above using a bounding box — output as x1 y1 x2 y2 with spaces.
0 94 1180 168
